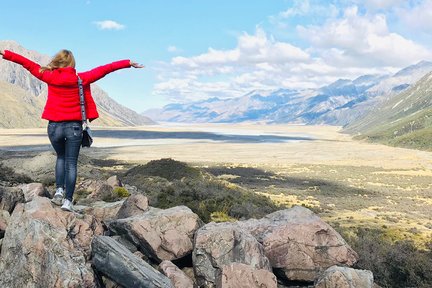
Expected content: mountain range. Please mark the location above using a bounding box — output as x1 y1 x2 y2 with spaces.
0 40 154 128
144 61 432 127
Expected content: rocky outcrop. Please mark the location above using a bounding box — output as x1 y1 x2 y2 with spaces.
215 263 277 288
193 222 271 287
315 266 374 288
109 206 203 262
92 236 173 288
238 206 359 281
159 260 196 288
0 196 103 287
116 193 149 219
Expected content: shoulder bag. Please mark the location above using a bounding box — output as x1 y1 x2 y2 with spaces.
78 76 93 147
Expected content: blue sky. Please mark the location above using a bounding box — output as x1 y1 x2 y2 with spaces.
1 0 432 112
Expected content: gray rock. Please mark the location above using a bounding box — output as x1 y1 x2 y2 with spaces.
193 222 271 287
159 260 196 288
0 210 10 238
315 265 374 288
91 235 174 288
215 262 277 288
238 206 359 281
116 194 149 219
78 200 124 222
0 186 25 213
0 196 103 287
109 206 203 262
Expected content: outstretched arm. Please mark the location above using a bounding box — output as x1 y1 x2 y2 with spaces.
0 50 4 56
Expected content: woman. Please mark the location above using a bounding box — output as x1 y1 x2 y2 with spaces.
0 48 143 211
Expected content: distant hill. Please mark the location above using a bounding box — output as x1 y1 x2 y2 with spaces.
343 72 432 150
0 40 154 128
143 61 432 125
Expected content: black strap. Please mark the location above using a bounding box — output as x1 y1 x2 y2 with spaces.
77 76 87 124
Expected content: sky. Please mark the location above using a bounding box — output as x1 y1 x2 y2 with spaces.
1 0 432 113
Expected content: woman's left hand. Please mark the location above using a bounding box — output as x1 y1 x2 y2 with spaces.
130 61 144 68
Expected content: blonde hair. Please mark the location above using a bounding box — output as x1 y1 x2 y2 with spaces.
39 49 76 72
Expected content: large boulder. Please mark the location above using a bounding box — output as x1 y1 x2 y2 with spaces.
18 182 47 202
116 194 149 219
216 263 277 288
315 266 374 288
92 236 174 288
0 186 25 213
0 196 103 287
193 222 271 288
238 206 358 281
109 206 203 262
159 260 196 288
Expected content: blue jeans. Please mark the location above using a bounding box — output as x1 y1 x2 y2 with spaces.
47 121 82 201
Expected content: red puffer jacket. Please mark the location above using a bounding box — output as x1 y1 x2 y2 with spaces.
2 50 131 121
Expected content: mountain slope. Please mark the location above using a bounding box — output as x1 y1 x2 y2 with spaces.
0 81 45 128
345 72 432 150
0 40 154 127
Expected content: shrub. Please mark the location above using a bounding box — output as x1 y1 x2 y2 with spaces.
339 227 432 288
113 187 130 198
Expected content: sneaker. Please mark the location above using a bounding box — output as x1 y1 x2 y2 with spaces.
51 187 64 206
61 199 74 212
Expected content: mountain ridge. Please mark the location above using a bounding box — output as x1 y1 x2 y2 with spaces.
144 61 432 125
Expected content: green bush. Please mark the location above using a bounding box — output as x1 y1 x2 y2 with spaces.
113 187 130 198
339 227 432 288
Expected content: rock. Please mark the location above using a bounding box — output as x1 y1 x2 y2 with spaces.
109 206 203 262
216 263 277 288
116 194 149 219
91 235 174 288
77 179 113 201
77 200 124 222
0 210 10 238
18 182 47 202
0 196 103 287
0 186 25 213
107 175 123 188
238 206 358 281
193 222 271 287
315 266 374 288
159 260 196 288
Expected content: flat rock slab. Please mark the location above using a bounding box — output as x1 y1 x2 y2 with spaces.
92 235 174 288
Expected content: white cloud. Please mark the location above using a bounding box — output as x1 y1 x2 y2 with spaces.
154 4 432 102
94 20 125 30
167 46 179 53
397 0 432 31
298 6 432 67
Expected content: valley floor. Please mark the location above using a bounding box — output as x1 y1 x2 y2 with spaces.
1 123 431 244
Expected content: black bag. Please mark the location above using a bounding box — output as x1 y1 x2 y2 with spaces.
78 76 93 148
81 126 93 147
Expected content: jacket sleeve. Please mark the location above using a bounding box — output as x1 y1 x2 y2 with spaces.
2 50 59 84
79 60 131 84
